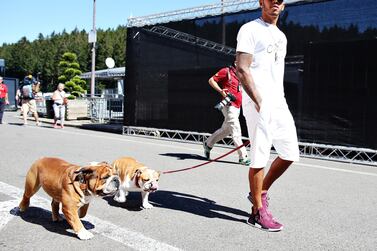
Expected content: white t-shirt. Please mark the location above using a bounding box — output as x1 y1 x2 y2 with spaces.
236 18 287 107
53 90 66 105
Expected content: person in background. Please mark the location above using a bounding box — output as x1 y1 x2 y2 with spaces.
52 83 67 129
0 76 10 124
236 0 300 232
203 62 250 165
18 74 41 126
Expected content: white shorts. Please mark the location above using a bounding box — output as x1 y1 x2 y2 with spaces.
243 100 299 168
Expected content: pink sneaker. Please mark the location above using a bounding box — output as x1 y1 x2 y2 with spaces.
247 191 269 208
248 191 281 224
247 207 283 232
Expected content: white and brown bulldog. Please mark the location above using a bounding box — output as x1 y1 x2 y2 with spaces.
19 157 120 240
112 157 160 209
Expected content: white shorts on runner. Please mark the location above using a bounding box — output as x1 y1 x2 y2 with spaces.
243 100 299 168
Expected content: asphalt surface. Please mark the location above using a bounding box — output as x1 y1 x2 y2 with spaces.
0 111 376 250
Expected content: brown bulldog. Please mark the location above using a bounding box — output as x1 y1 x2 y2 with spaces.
19 157 120 240
112 157 160 209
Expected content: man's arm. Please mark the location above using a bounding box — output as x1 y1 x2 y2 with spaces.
208 76 227 98
236 52 262 112
5 92 9 105
15 89 20 101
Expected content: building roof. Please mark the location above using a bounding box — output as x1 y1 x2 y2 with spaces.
80 67 125 80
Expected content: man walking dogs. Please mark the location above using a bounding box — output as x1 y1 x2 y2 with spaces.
236 0 299 232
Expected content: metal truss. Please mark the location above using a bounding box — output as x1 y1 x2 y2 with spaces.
145 25 303 63
299 143 377 166
127 0 304 28
144 26 236 55
123 126 377 166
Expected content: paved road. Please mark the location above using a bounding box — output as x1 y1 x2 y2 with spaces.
0 112 376 250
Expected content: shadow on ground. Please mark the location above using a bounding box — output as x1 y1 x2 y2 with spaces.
104 190 249 223
10 206 94 238
160 152 239 165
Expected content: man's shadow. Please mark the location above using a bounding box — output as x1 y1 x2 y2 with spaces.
160 153 238 165
104 190 249 223
10 206 94 238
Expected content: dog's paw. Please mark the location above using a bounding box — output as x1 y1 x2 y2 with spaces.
52 215 63 222
77 228 94 240
142 202 154 209
114 195 126 203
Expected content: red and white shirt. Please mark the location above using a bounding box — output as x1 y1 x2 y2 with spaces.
0 83 8 100
212 66 242 108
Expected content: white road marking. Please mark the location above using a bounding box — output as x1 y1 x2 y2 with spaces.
0 181 182 251
0 199 18 231
296 162 377 177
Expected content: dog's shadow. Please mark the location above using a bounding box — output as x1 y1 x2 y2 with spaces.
103 193 144 211
10 206 94 238
160 153 239 165
104 191 249 223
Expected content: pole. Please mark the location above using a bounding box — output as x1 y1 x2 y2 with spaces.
221 0 226 45
90 0 96 97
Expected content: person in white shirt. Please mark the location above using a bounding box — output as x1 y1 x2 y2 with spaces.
236 0 299 232
52 83 67 129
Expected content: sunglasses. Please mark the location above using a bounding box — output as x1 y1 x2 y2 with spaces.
269 0 284 4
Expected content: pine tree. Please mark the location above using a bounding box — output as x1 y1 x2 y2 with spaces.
58 52 87 98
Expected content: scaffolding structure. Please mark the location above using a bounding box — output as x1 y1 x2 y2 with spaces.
122 126 377 166
144 26 236 55
127 0 303 28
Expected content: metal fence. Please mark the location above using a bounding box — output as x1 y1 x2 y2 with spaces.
35 96 124 123
122 126 377 166
87 96 124 123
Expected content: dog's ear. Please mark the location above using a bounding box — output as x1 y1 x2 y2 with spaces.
72 168 94 183
135 169 143 177
156 171 161 178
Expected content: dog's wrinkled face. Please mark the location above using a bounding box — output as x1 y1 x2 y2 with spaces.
74 162 120 196
136 169 160 192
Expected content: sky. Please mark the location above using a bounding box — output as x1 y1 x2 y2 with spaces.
0 0 221 45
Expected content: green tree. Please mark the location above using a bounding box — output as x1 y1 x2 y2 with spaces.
58 52 87 98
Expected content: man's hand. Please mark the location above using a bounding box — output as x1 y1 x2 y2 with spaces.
220 89 228 98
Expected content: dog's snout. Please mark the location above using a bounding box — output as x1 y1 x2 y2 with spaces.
111 176 120 189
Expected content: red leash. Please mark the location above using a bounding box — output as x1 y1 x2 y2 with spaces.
162 140 250 174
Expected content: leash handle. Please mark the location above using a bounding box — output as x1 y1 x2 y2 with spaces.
162 140 250 174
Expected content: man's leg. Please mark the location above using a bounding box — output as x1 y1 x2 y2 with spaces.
248 166 283 231
249 167 264 213
206 117 231 148
30 100 40 125
22 102 29 125
33 112 40 123
204 107 231 159
227 106 249 161
262 157 293 192
0 102 4 124
60 106 65 128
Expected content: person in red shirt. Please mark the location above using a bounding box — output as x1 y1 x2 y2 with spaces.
203 63 250 165
0 76 10 124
